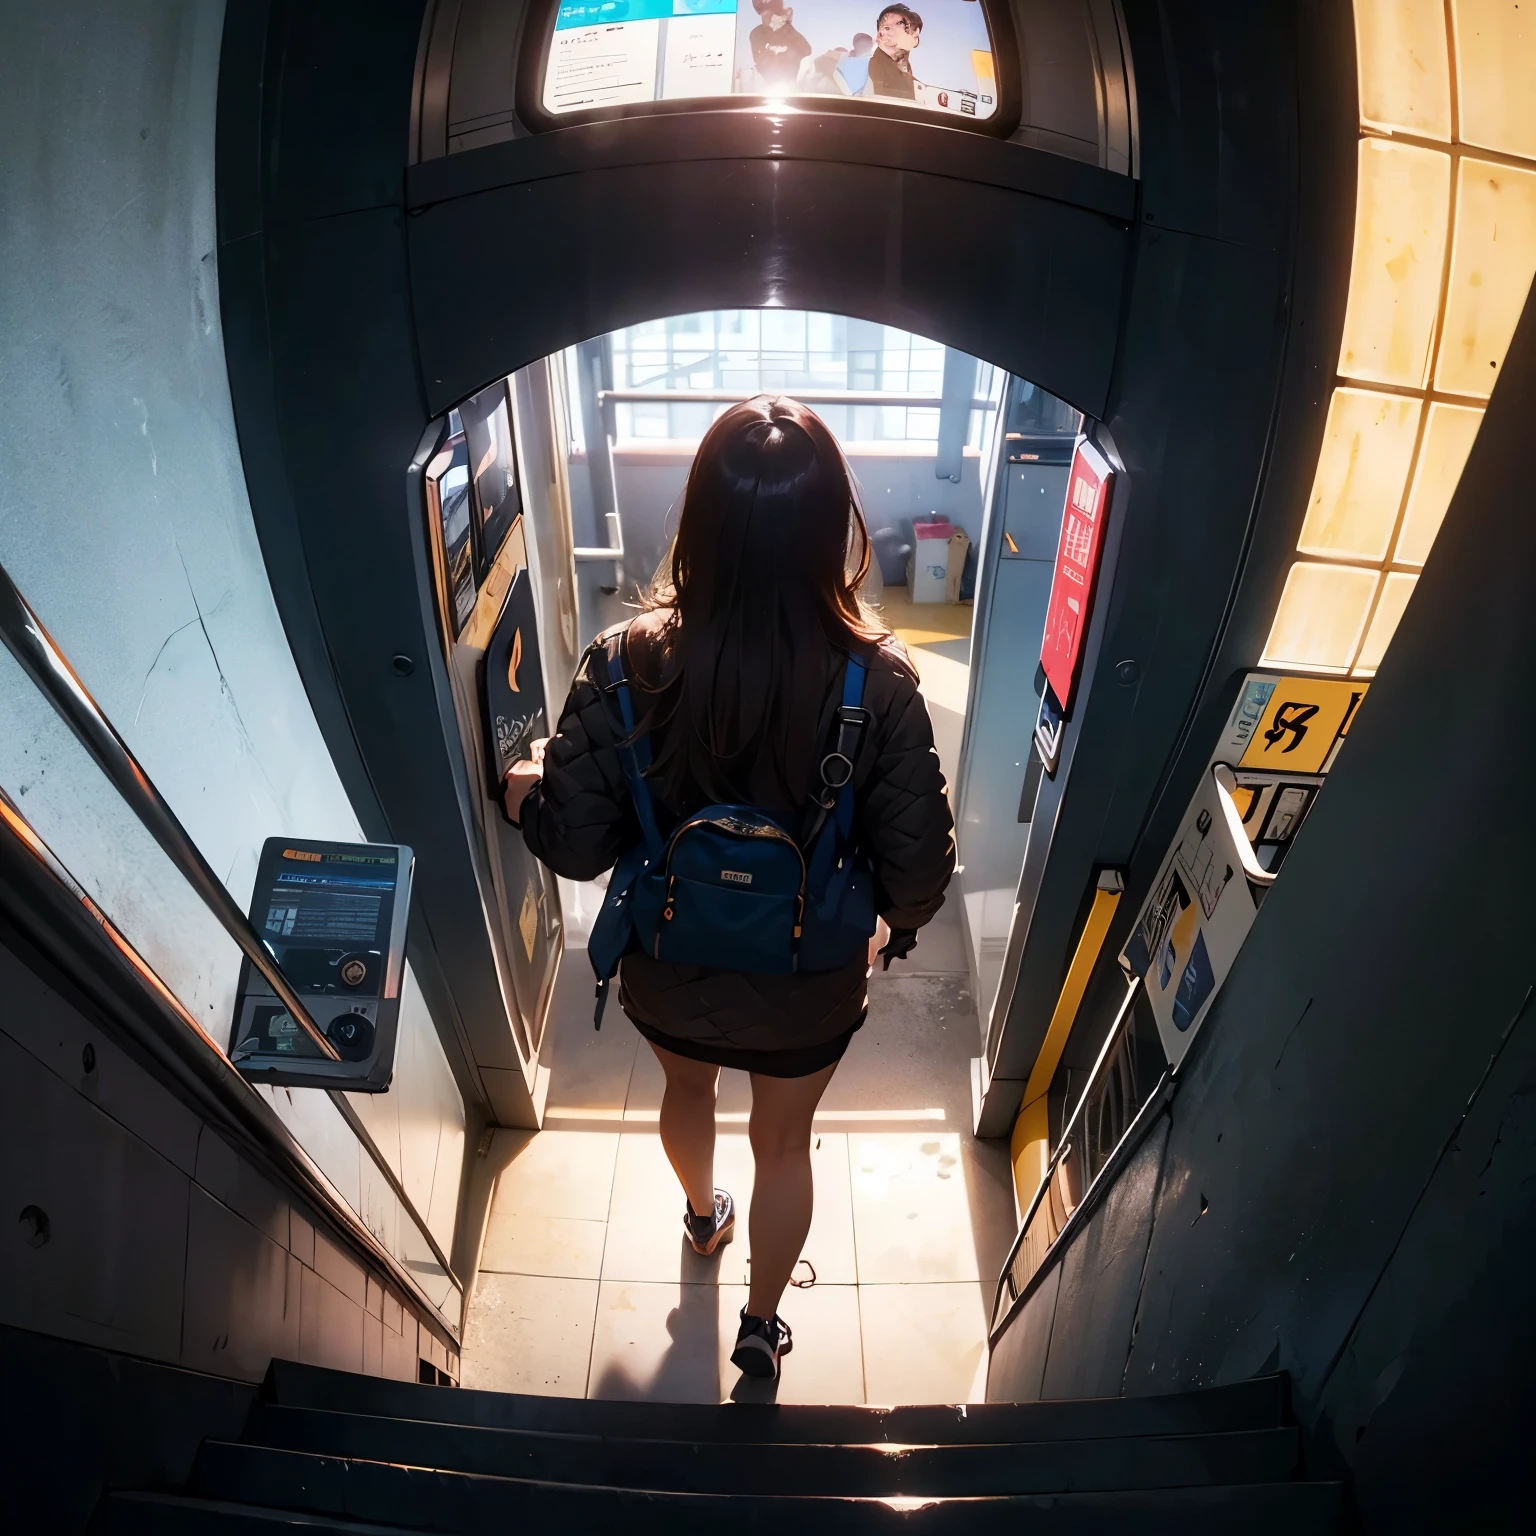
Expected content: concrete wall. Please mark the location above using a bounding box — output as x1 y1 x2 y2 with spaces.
0 934 458 1535
987 287 1536 1533
0 2 463 1297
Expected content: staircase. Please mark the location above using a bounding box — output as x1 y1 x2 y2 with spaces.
103 1360 1345 1532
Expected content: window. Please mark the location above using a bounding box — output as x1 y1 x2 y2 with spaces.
1262 1 1536 677
585 309 995 448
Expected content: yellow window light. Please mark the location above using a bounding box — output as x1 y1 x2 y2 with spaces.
1395 401 1484 565
1434 157 1536 398
1354 0 1452 140
1339 139 1453 387
1262 562 1381 674
1354 572 1420 675
1453 0 1536 160
1297 388 1422 561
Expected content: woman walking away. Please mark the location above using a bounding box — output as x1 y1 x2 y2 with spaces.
504 396 954 1381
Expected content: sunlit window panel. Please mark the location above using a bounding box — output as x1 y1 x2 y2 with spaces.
1395 401 1484 565
1353 0 1452 139
1453 0 1536 159
1353 572 1420 675
1434 157 1536 398
1339 140 1453 386
1297 388 1422 561
1261 562 1381 674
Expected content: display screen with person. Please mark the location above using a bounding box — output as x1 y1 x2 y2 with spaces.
837 32 874 95
750 2 812 88
867 3 921 100
544 0 993 121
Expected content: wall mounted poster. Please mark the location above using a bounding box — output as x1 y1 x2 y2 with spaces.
1120 671 1369 1067
1121 768 1259 1067
1039 438 1113 715
543 0 997 121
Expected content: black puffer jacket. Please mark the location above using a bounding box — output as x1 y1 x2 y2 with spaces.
521 621 955 1055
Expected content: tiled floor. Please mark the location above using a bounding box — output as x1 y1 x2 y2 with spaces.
462 902 1015 1406
461 600 1009 1405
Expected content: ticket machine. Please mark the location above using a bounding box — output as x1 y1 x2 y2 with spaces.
417 364 579 1109
230 837 414 1091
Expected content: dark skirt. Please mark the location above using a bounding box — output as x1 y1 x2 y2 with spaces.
628 1012 864 1079
617 950 868 1078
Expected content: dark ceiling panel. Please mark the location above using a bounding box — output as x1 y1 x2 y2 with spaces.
408 156 1130 418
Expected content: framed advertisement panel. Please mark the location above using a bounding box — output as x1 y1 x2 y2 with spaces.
1039 438 1113 717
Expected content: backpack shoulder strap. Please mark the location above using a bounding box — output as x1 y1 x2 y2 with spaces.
829 653 870 839
593 629 665 862
804 650 873 864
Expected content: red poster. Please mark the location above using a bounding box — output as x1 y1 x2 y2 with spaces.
1040 440 1114 714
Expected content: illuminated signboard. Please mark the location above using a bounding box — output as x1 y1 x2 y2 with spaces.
1040 439 1113 716
541 0 998 122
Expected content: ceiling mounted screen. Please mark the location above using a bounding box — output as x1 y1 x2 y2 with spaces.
540 0 998 123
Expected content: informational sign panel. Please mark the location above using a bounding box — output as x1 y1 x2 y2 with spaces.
1236 675 1367 777
482 568 550 797
459 382 522 580
1120 672 1368 1067
230 838 413 1092
1040 438 1113 715
542 0 998 121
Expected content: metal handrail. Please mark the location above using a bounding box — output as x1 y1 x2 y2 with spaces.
0 783 459 1341
990 976 1151 1333
599 387 999 409
0 557 465 1297
1213 763 1279 887
0 558 339 1062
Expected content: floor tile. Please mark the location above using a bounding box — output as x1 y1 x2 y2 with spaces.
897 898 969 977
600 1131 857 1288
480 1214 608 1280
748 1281 866 1406
849 1132 981 1284
539 960 641 1116
601 1132 757 1285
460 1272 598 1398
827 975 977 1129
588 1280 746 1403
857 1282 990 1404
585 1279 864 1404
488 1129 619 1224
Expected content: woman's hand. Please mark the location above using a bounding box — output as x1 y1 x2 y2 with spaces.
868 917 890 969
502 738 549 826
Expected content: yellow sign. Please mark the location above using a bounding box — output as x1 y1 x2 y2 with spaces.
1238 678 1368 776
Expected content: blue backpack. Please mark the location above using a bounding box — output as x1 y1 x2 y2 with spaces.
587 631 878 1026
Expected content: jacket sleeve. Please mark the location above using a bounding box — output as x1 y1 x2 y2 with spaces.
855 660 956 930
520 639 638 881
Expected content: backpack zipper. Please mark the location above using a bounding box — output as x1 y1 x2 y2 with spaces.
657 815 808 956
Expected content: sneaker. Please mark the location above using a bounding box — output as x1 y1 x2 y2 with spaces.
684 1189 735 1256
731 1309 793 1379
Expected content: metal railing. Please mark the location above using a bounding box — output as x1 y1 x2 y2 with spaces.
0 556 462 1318
989 977 1172 1340
0 563 340 1063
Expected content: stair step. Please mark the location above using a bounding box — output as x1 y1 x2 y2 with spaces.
191 1443 1344 1533
105 1491 413 1533
263 1359 1288 1446
242 1404 1301 1497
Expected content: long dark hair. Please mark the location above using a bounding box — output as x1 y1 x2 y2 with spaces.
626 395 895 809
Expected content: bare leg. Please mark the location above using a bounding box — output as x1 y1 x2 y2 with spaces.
746 1061 838 1319
649 1041 720 1218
